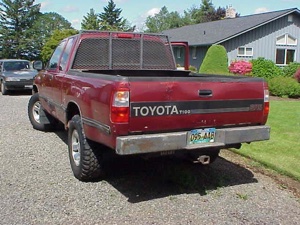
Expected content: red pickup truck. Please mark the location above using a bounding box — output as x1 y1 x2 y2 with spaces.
28 31 270 181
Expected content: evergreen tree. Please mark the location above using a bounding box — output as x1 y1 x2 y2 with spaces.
81 8 100 30
0 0 40 59
98 0 132 31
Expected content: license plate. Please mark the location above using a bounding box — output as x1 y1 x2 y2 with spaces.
187 128 216 145
24 85 33 88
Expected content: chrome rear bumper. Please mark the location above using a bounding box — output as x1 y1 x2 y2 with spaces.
116 125 270 155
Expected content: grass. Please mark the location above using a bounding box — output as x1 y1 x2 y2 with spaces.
236 193 249 200
232 100 300 181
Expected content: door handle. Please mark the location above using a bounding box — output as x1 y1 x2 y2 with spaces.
199 89 212 97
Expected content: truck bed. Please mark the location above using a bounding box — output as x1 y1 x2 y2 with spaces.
68 69 268 135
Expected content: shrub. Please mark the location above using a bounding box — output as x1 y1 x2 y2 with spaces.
251 57 283 80
228 60 252 75
282 62 300 77
294 68 300 83
199 45 228 74
189 65 197 73
268 76 300 98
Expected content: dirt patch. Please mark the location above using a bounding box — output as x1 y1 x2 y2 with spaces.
270 96 300 101
220 150 300 198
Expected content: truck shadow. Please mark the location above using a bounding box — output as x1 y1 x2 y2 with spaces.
54 130 257 203
104 155 257 203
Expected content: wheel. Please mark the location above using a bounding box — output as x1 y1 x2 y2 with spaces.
28 93 56 131
68 115 104 181
1 82 7 95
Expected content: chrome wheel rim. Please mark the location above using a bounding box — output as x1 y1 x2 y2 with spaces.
32 101 41 124
71 129 81 167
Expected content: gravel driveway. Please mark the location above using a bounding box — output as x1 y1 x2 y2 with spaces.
0 93 299 225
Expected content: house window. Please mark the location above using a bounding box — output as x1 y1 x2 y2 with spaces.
276 49 295 65
237 47 253 56
176 47 183 59
275 34 297 65
276 34 297 46
192 46 197 59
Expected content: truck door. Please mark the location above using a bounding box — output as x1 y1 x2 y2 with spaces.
52 37 76 122
41 40 67 117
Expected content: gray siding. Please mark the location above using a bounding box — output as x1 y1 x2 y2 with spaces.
222 13 300 64
189 46 209 70
191 12 300 69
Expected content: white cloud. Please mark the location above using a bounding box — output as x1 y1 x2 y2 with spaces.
254 7 269 14
146 8 160 17
72 19 81 29
130 8 160 31
39 1 51 11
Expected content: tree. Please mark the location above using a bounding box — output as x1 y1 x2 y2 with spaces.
199 45 228 74
145 2 240 33
0 0 40 59
193 0 215 23
98 0 134 31
189 0 227 23
145 6 185 33
185 1 239 25
29 12 73 60
34 12 73 37
41 29 78 62
81 8 100 30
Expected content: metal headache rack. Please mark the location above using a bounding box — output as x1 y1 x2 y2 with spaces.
72 31 176 70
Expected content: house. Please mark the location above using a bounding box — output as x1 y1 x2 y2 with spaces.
162 8 300 71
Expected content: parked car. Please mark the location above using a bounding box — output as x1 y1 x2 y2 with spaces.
0 59 38 95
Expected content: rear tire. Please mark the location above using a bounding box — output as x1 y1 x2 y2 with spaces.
68 115 104 181
28 93 56 131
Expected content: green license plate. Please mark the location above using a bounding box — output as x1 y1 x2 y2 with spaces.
187 128 216 145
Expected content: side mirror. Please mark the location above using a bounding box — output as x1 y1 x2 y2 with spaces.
33 61 43 71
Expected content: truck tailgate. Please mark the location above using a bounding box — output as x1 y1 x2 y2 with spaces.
128 75 268 134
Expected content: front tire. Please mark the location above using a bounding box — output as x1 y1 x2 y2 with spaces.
28 93 56 131
1 82 7 95
68 115 104 181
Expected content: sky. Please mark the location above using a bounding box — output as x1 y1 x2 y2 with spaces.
34 0 300 30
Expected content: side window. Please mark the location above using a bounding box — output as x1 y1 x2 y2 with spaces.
0 62 2 71
48 40 66 70
59 37 75 71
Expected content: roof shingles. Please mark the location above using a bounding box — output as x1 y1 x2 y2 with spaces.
162 8 299 46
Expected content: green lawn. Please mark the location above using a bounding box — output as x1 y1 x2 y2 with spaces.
232 100 300 181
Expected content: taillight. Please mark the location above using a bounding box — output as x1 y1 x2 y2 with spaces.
264 89 270 115
111 90 129 123
263 89 270 124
